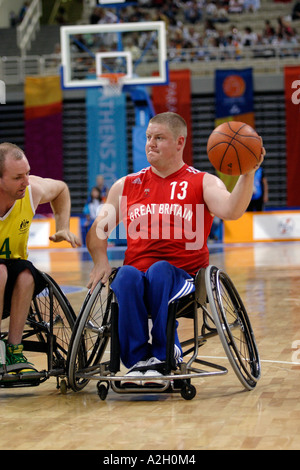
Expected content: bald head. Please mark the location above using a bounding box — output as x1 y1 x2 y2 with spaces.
0 143 25 177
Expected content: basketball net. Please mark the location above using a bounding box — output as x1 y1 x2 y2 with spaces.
100 73 125 97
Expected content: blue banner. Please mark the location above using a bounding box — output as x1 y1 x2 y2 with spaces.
86 89 127 191
132 126 147 172
129 86 155 172
215 68 254 118
214 68 255 194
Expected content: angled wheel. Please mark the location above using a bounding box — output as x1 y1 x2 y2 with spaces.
67 277 114 392
29 272 76 372
205 265 261 390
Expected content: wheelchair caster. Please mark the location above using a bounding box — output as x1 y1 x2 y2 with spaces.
97 381 109 401
60 379 68 395
180 383 196 400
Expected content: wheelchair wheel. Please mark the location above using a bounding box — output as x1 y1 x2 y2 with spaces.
205 265 261 390
67 280 113 392
29 273 76 373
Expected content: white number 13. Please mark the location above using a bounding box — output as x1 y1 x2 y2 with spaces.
170 181 188 200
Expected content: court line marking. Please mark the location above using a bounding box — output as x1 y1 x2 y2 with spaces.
103 351 300 366
199 355 300 366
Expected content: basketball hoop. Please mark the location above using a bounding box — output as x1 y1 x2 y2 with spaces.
100 73 125 97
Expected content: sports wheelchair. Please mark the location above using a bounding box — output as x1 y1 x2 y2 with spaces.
0 271 76 392
67 265 261 401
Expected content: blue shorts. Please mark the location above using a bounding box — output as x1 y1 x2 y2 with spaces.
110 260 195 369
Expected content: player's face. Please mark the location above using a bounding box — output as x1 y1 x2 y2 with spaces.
145 122 181 169
0 155 30 200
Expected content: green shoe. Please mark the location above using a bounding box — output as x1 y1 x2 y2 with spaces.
6 343 37 374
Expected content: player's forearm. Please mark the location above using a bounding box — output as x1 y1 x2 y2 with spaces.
86 220 109 264
50 184 71 231
225 173 255 220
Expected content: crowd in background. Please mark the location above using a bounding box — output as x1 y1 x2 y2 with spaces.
86 0 300 59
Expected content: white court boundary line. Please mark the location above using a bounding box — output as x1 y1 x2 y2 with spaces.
197 355 300 366
102 350 300 366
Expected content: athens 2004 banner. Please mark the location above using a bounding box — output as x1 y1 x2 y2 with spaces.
284 65 300 207
86 88 127 192
214 67 255 191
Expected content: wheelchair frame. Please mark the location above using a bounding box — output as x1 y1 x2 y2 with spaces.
67 265 261 400
0 271 76 392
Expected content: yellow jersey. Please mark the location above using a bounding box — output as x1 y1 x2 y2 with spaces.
0 186 35 259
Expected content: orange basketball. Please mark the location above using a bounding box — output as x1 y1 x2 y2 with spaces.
207 121 262 175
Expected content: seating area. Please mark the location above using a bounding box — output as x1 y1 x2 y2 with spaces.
0 0 299 83
82 0 300 75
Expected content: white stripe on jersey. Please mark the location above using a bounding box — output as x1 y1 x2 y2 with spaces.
186 166 201 174
128 167 150 178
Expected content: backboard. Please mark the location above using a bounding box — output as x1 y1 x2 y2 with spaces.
60 21 168 90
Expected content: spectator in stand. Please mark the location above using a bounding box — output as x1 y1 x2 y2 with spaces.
18 2 29 23
241 26 258 46
263 20 276 42
9 11 17 27
276 16 295 38
228 24 242 42
82 186 103 243
204 19 220 40
243 0 261 12
206 1 229 23
182 25 202 47
215 3 230 22
206 0 218 18
128 6 146 22
184 0 203 24
89 7 102 24
228 0 244 14
97 7 118 24
225 34 243 59
160 0 180 24
95 175 108 201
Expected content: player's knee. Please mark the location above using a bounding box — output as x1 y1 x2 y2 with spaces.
15 269 34 289
0 264 8 284
147 260 173 280
113 265 142 290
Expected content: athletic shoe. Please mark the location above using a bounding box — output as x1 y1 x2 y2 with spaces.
142 357 168 387
121 360 149 387
6 343 37 374
142 369 168 387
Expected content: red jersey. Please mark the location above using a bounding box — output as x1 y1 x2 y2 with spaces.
120 164 213 276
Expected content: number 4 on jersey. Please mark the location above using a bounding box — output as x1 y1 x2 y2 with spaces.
0 238 11 258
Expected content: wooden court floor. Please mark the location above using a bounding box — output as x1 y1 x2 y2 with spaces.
1 241 300 451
